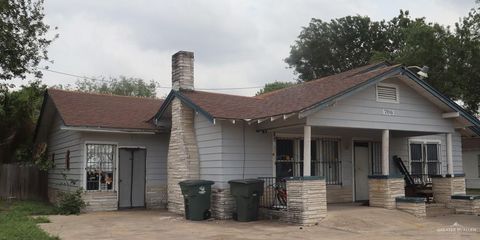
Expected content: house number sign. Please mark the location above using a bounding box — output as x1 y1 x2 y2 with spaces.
383 109 395 116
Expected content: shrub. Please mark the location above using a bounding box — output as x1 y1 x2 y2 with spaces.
56 188 86 215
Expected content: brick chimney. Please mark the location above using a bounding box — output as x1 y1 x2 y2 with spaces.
172 51 194 91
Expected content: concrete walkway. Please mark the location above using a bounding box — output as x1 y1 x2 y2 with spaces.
40 204 480 240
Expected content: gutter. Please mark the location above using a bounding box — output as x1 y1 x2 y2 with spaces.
60 126 159 134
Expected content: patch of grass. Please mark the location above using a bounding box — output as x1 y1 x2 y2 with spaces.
32 216 51 224
0 200 59 240
466 188 480 195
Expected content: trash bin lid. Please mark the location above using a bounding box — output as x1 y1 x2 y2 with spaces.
228 179 264 185
179 180 215 186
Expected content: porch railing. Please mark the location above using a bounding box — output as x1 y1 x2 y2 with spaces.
275 160 342 185
258 177 287 210
410 161 441 185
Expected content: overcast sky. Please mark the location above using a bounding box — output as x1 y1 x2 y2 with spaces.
35 0 477 96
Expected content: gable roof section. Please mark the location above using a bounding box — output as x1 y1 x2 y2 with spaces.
156 63 402 121
155 63 480 136
46 89 164 131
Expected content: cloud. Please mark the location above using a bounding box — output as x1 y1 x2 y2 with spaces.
38 0 477 96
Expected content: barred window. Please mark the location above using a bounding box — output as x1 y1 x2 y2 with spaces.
275 138 341 185
478 155 480 178
86 144 116 191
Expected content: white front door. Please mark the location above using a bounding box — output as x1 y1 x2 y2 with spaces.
354 142 369 201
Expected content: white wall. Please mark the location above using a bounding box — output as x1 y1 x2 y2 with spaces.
46 111 169 208
463 150 480 189
306 78 456 133
47 113 83 192
80 132 169 189
194 114 272 188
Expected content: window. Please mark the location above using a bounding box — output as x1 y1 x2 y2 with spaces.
85 144 116 191
376 84 399 103
65 150 70 170
409 142 440 184
317 139 341 185
478 155 480 178
275 138 341 185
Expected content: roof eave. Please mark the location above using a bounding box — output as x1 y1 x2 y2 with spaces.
153 90 215 124
402 68 480 135
60 125 163 134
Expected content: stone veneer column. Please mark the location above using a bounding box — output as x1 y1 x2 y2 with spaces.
432 175 466 204
167 51 201 215
167 98 200 214
210 188 235 219
395 197 426 218
368 176 405 209
286 177 327 226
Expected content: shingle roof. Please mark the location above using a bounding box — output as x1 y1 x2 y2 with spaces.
180 63 400 120
48 89 163 131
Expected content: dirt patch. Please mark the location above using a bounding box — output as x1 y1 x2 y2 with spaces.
39 205 480 240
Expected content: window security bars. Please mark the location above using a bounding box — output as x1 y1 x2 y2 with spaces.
410 143 441 185
86 144 116 191
275 138 342 185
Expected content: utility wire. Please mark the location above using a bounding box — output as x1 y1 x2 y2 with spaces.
38 67 264 91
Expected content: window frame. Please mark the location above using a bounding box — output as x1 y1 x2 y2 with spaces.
83 141 118 192
274 136 342 185
478 155 480 178
376 83 400 104
408 140 442 176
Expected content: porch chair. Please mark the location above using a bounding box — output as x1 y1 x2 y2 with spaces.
393 155 433 203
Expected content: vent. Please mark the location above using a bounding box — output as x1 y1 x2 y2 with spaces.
376 84 399 103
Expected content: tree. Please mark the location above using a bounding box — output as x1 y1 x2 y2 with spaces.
73 76 159 98
0 0 56 81
256 81 297 96
450 6 480 113
286 9 480 113
0 81 46 163
285 15 390 81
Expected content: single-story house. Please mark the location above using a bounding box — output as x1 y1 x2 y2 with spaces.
462 137 480 189
34 51 480 221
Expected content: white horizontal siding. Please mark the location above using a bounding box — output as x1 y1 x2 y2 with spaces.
390 132 463 176
195 114 272 188
80 132 169 187
307 78 456 133
47 114 83 192
195 114 224 185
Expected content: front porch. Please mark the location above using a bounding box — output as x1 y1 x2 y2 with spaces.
256 125 466 224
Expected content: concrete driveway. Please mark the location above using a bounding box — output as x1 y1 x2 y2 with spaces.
40 204 480 240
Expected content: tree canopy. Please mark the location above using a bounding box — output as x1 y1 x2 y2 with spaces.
0 0 55 81
56 76 159 98
0 81 46 163
0 0 54 163
256 81 297 95
285 7 480 113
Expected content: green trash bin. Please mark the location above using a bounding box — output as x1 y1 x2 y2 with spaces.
228 179 264 222
179 180 214 221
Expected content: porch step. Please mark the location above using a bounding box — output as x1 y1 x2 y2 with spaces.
426 203 454 217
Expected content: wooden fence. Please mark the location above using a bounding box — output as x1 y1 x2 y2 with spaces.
0 164 48 201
